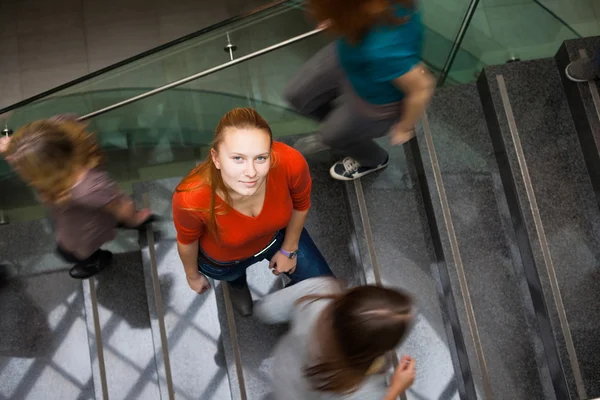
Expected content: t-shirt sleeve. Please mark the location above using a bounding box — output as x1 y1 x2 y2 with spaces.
76 169 122 209
172 190 206 245
370 16 423 82
286 147 312 211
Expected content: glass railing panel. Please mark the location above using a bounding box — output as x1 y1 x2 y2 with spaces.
2 1 312 128
534 0 600 38
444 0 581 84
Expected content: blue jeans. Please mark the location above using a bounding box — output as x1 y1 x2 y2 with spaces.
197 228 334 288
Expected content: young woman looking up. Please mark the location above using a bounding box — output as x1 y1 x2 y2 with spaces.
172 108 334 316
286 0 435 181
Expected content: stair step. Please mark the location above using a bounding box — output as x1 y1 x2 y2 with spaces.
82 251 161 400
555 36 600 209
345 142 462 400
416 83 552 399
134 177 233 400
479 58 600 399
0 270 94 399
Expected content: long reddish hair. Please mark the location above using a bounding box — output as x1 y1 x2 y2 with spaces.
175 108 273 238
310 0 414 43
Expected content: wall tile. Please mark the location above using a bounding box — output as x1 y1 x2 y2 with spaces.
0 36 19 75
18 27 88 72
85 18 161 72
0 73 23 109
20 62 88 98
16 0 83 36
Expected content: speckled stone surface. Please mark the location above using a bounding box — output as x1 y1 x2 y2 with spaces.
557 36 600 209
416 84 552 400
137 177 232 400
0 271 94 399
346 139 460 400
0 217 141 277
88 251 161 399
481 59 600 399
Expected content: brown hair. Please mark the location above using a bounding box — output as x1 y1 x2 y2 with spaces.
310 0 414 43
301 285 413 393
175 108 274 238
6 117 103 204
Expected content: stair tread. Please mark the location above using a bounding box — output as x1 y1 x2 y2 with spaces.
483 59 600 398
0 270 94 399
347 142 461 400
419 83 551 399
135 178 233 400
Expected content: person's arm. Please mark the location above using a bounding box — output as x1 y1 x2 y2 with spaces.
172 191 211 293
255 276 338 324
383 356 416 400
282 209 308 253
269 146 312 275
389 64 435 145
104 197 151 227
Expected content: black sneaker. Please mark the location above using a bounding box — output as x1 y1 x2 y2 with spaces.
565 58 599 82
330 156 389 181
69 250 113 279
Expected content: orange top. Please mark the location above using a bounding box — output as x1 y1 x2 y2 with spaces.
172 141 312 262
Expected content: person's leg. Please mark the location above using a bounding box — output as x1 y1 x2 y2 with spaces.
318 99 398 180
57 246 112 279
284 42 342 122
197 256 255 316
284 228 334 286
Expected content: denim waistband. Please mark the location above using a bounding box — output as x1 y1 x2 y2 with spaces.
198 233 279 268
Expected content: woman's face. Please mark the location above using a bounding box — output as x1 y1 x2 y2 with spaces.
212 127 271 198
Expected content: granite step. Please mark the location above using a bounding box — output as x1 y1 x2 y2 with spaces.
0 268 94 400
82 251 162 400
344 140 463 400
555 36 600 210
479 58 600 400
134 177 234 400
415 83 553 400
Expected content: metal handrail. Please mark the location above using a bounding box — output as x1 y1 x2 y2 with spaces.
437 0 480 87
0 0 296 116
77 28 324 121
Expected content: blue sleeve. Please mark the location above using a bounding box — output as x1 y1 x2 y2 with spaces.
370 14 424 82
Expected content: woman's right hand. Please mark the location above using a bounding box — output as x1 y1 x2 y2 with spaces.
187 274 211 294
386 355 416 399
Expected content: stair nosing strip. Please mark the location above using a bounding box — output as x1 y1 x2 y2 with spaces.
89 278 109 400
352 179 406 400
578 49 600 125
353 179 382 285
144 193 175 400
222 283 248 400
421 111 494 400
496 74 587 399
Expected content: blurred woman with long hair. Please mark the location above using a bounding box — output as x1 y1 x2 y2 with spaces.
286 0 434 181
256 277 416 399
0 115 153 279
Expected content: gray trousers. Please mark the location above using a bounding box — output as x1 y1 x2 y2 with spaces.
284 43 403 166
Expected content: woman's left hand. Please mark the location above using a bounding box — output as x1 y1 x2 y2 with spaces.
269 250 297 275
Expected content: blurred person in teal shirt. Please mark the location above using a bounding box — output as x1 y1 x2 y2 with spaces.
285 0 434 181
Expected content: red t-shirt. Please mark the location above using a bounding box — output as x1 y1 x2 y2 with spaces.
172 141 312 262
